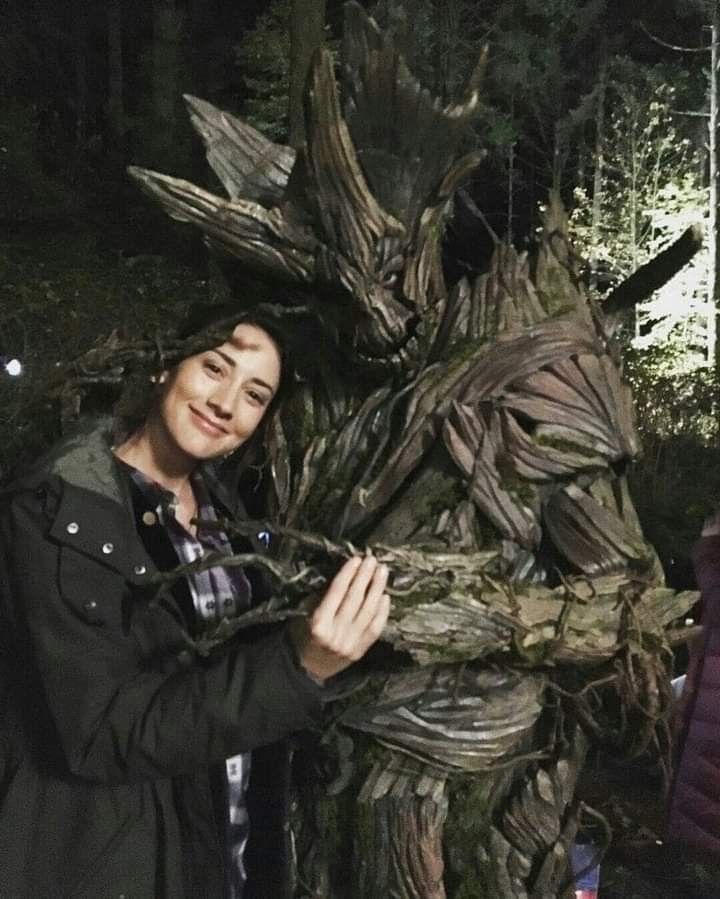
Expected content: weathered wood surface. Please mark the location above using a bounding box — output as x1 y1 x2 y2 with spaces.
115 3 700 896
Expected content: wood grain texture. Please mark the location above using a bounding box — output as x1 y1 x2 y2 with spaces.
115 4 699 896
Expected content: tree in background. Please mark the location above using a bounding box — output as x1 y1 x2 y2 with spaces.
141 0 188 171
233 0 292 143
289 0 327 147
0 1 84 219
370 0 439 91
564 44 717 584
570 58 709 365
673 0 720 373
369 0 611 237
106 0 127 167
484 0 607 212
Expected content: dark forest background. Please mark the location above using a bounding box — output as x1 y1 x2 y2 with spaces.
2 0 719 586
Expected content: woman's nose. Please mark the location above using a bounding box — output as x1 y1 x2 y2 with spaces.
206 384 236 419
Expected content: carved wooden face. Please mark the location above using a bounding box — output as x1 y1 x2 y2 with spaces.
128 6 650 583
129 7 483 367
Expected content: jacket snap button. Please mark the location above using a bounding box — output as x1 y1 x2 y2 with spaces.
176 649 193 667
66 522 79 535
142 511 157 526
83 600 98 613
102 542 114 555
134 564 147 576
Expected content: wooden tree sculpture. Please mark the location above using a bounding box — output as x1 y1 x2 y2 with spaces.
121 5 698 896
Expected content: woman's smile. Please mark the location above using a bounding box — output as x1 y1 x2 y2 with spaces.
188 405 229 437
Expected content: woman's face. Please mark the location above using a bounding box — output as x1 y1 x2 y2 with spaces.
155 322 282 463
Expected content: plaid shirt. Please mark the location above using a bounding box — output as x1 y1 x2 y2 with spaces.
128 465 252 899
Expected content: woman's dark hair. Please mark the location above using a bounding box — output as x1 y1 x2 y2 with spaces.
177 301 291 396
113 302 293 462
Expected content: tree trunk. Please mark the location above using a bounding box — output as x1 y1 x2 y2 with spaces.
629 111 641 337
435 0 462 103
107 0 125 163
551 120 565 196
74 0 88 161
589 54 608 292
507 96 516 243
151 0 185 168
288 0 327 148
386 0 426 72
710 1 720 369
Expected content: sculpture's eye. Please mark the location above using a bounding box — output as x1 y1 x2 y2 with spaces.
377 249 405 291
383 272 399 289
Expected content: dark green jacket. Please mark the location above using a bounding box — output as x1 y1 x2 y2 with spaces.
0 420 323 898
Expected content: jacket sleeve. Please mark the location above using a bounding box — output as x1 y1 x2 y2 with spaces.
0 488 324 785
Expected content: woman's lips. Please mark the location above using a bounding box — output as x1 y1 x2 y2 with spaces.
189 407 227 437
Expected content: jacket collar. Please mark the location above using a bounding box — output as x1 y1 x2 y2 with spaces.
31 417 242 513
25 419 150 582
27 417 256 581
45 417 128 503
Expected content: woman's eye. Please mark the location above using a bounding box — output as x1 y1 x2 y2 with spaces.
247 389 268 406
204 360 222 375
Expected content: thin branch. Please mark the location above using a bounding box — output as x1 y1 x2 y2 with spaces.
148 550 318 598
635 19 713 54
214 517 359 558
559 802 611 894
547 673 619 701
457 189 500 244
671 109 710 118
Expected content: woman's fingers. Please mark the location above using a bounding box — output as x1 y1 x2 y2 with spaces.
346 562 388 634
315 554 382 626
297 554 391 682
370 592 391 640
314 556 364 619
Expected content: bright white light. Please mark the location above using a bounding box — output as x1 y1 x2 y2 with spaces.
5 359 22 377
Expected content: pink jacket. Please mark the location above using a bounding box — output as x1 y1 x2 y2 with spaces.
667 534 720 856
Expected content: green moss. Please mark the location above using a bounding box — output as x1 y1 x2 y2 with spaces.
325 738 397 895
443 775 496 896
453 877 489 899
495 453 538 506
536 433 604 460
426 476 468 520
440 334 491 366
539 296 579 319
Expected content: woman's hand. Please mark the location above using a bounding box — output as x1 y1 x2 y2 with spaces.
288 555 390 684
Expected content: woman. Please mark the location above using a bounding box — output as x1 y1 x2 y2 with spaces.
0 315 390 898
